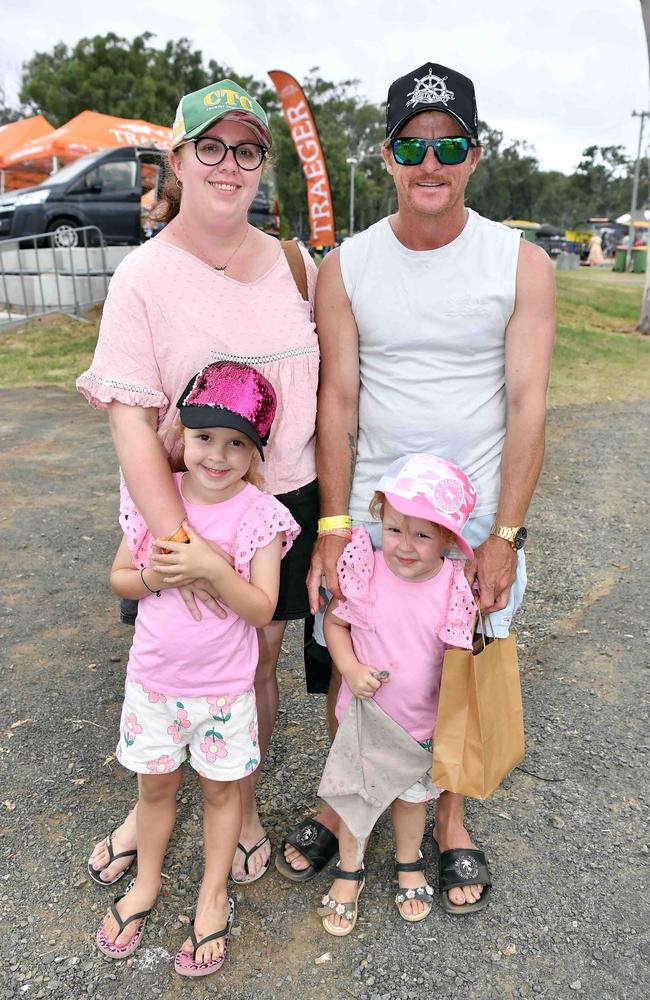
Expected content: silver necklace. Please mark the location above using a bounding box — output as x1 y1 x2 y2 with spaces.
180 221 249 272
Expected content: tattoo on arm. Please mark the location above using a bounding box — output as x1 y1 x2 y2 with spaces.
348 433 357 481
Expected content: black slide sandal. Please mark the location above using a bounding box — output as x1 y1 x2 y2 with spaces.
275 818 339 882
436 846 492 914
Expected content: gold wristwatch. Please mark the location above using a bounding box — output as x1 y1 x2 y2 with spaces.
490 523 528 550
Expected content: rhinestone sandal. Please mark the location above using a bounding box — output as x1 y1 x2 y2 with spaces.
318 863 365 937
394 852 434 923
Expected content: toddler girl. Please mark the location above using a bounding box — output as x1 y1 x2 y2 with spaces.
95 361 299 976
318 453 479 935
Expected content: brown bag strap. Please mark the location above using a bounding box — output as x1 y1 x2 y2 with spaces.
280 239 309 303
474 604 496 649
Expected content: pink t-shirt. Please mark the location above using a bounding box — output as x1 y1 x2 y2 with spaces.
76 238 319 496
124 476 300 698
333 529 477 743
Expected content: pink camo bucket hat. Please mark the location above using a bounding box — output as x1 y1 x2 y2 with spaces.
377 453 477 558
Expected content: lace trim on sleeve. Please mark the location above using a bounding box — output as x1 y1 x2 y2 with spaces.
234 494 301 582
438 561 478 649
331 528 375 630
119 480 153 569
76 370 168 413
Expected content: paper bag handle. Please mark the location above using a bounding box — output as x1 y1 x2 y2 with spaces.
473 603 495 652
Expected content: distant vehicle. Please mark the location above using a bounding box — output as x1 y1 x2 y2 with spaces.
0 147 165 246
502 218 541 243
534 234 566 258
0 146 280 246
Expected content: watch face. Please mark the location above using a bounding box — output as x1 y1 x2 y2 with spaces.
514 527 528 549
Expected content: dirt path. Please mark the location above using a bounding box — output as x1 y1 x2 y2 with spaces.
0 389 648 1000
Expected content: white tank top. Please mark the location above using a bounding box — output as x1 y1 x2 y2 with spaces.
340 209 521 521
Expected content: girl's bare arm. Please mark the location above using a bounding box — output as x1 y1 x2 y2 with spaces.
324 600 381 699
110 535 176 600
150 525 282 629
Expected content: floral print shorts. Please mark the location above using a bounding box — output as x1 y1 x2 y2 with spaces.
116 680 259 781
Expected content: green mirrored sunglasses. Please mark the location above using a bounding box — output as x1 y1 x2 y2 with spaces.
391 136 478 166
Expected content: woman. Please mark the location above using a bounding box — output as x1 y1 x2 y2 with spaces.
77 78 319 940
586 232 605 267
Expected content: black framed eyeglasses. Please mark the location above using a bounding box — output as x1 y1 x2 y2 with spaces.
391 136 478 166
191 136 267 170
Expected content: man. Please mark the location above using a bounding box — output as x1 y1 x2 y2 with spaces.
278 62 555 912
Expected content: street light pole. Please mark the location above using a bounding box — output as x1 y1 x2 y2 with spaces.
346 156 358 237
626 110 648 270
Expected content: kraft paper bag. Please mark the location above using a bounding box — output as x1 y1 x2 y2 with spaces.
431 625 525 800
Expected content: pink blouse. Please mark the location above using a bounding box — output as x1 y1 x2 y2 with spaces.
76 238 319 496
333 529 477 743
125 476 300 697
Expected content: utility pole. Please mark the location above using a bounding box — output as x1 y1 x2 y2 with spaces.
626 110 648 270
346 150 383 236
639 0 650 333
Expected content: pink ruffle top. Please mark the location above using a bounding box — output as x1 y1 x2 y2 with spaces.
76 238 319 496
123 475 300 697
333 528 477 743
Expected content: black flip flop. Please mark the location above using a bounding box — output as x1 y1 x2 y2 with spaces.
88 828 137 886
174 897 235 977
95 880 154 958
230 834 271 884
275 818 339 882
436 846 492 914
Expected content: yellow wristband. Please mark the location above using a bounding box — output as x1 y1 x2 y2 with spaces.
318 515 352 531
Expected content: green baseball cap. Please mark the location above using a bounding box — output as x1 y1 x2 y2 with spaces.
171 79 272 150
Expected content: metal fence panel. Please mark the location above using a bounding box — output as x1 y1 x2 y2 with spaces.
0 226 114 328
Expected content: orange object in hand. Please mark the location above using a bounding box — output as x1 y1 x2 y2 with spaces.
160 523 190 554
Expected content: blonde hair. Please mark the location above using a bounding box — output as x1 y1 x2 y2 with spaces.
369 490 387 521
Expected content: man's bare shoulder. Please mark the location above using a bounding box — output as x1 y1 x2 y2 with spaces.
316 247 351 306
317 246 342 277
509 239 555 347
516 238 554 284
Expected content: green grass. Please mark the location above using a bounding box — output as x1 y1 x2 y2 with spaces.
555 268 643 323
1 270 649 408
0 308 102 389
551 269 650 407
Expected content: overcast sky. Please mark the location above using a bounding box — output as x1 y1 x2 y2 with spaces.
0 0 648 176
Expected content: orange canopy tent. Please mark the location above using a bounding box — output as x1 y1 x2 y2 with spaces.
0 110 172 188
0 115 55 191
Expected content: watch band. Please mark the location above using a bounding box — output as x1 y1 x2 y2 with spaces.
490 523 526 549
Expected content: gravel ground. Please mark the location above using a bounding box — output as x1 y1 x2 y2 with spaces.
0 388 648 1000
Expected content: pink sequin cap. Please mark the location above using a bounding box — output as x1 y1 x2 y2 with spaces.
177 361 277 460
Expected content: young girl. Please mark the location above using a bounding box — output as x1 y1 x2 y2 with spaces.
318 453 481 936
95 361 299 976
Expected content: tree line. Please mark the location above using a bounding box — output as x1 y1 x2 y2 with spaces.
0 32 641 238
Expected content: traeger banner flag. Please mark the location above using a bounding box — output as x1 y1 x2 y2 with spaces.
268 70 336 246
